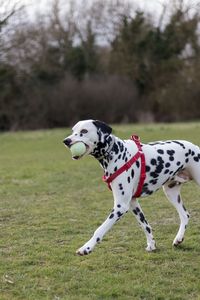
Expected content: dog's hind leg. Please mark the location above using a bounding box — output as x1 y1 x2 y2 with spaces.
163 182 190 246
130 199 156 251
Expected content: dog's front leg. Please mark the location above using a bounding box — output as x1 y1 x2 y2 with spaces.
76 196 130 256
130 198 156 251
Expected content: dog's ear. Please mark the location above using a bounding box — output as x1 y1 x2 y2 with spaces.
93 120 112 135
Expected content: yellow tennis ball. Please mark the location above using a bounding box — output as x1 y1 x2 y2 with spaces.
70 142 86 158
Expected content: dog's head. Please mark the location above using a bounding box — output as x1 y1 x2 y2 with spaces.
63 120 112 160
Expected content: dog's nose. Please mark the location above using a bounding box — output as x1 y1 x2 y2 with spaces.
63 138 72 147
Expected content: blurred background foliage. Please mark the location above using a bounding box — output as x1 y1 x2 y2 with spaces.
0 0 200 130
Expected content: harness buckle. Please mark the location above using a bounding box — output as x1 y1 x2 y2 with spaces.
131 135 140 142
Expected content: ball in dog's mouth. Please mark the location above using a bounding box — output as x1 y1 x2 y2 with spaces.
70 142 87 159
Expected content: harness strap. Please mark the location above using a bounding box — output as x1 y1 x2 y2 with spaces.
132 135 146 197
102 135 146 198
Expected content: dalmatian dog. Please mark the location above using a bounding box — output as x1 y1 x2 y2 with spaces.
63 120 200 256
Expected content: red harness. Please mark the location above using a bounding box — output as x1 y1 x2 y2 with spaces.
102 135 146 198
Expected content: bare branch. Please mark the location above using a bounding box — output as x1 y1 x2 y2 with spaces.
0 0 24 29
158 3 168 29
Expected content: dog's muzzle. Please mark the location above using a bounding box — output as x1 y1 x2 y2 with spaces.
63 138 72 147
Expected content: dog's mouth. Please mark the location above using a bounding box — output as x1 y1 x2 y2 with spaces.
72 156 80 160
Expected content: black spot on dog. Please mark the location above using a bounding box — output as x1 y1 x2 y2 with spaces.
127 176 131 183
146 166 151 172
136 161 140 168
122 152 126 161
146 226 151 234
193 154 200 162
155 163 164 174
109 213 114 219
167 150 175 156
182 204 187 211
139 212 145 223
177 195 181 203
146 190 153 195
133 209 138 215
165 162 170 168
117 211 123 218
104 162 108 168
164 169 169 174
119 183 123 190
157 149 164 154
136 207 140 213
113 143 119 155
150 179 158 185
150 172 159 178
151 159 157 166
117 141 124 152
96 237 100 243
131 169 135 178
93 120 112 135
158 156 164 163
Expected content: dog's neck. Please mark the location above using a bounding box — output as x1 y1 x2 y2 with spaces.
90 135 115 161
91 135 126 170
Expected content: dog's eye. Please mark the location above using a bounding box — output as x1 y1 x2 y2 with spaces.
80 129 88 134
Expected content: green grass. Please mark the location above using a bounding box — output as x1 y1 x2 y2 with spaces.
0 123 200 300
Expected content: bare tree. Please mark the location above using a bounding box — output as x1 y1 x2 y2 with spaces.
0 0 24 63
0 0 24 35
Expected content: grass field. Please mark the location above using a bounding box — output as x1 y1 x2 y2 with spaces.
0 123 200 300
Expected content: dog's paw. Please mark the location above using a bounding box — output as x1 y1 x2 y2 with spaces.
173 237 184 247
76 245 92 256
146 242 156 252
